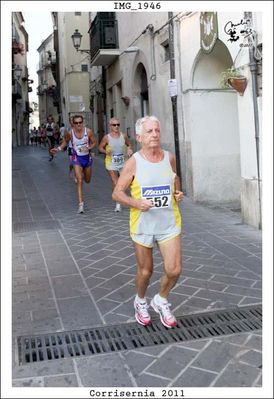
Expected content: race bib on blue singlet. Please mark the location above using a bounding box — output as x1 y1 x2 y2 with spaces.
141 184 171 209
75 143 89 155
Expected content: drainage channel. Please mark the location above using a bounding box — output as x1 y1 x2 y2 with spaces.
17 304 262 365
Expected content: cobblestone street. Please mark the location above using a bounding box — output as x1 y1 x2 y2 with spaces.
11 146 263 390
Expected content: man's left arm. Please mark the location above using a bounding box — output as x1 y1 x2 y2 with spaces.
169 152 184 202
124 134 133 157
88 129 97 150
53 123 59 135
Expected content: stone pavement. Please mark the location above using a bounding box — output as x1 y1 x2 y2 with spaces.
11 146 263 388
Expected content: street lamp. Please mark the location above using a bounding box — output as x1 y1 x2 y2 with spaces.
71 29 91 55
14 65 22 80
22 76 34 84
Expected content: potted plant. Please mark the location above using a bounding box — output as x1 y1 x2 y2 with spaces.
219 67 247 96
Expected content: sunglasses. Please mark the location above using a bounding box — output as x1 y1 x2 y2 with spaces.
74 121 83 125
111 123 120 127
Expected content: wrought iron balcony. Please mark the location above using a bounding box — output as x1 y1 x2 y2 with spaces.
89 13 120 66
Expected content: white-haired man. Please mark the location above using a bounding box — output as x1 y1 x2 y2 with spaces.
112 116 184 328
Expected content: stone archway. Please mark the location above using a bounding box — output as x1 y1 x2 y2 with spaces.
132 63 150 120
188 39 241 205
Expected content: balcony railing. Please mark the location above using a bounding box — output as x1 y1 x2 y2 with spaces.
89 14 119 64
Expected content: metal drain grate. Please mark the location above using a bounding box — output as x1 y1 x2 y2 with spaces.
17 304 262 365
13 220 61 233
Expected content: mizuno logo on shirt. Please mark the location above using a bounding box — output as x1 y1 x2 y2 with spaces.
142 185 171 197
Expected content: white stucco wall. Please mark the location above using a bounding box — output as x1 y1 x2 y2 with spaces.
189 91 240 202
175 11 262 228
58 12 90 127
177 12 242 204
117 12 168 53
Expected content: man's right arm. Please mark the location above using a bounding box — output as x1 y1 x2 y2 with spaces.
112 157 154 212
50 131 71 153
98 135 111 155
98 135 106 154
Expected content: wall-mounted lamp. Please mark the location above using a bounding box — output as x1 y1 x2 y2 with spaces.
22 76 34 84
71 29 91 55
13 65 22 80
124 46 139 53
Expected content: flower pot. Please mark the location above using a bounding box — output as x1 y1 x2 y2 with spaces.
228 77 247 96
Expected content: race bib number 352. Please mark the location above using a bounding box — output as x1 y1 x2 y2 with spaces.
141 185 171 209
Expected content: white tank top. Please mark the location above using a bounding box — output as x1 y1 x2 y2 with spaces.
46 122 54 136
130 151 181 235
71 128 89 156
105 133 126 170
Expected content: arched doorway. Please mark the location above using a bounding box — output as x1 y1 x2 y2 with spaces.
189 39 241 204
133 63 150 119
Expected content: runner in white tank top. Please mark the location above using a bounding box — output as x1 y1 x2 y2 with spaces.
45 115 58 161
112 116 184 328
98 117 133 212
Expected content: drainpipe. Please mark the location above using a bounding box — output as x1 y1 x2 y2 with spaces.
244 12 262 229
102 65 107 133
168 12 182 187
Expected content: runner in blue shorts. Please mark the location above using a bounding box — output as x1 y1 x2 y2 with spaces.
51 115 96 213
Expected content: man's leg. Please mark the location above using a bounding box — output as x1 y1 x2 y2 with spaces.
150 235 182 328
133 242 153 325
158 235 182 298
69 156 74 178
48 137 54 160
108 170 121 211
74 165 84 212
83 165 92 184
108 170 119 190
134 242 153 298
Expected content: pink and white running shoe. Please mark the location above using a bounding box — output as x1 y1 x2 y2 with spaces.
150 296 177 328
134 300 151 326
